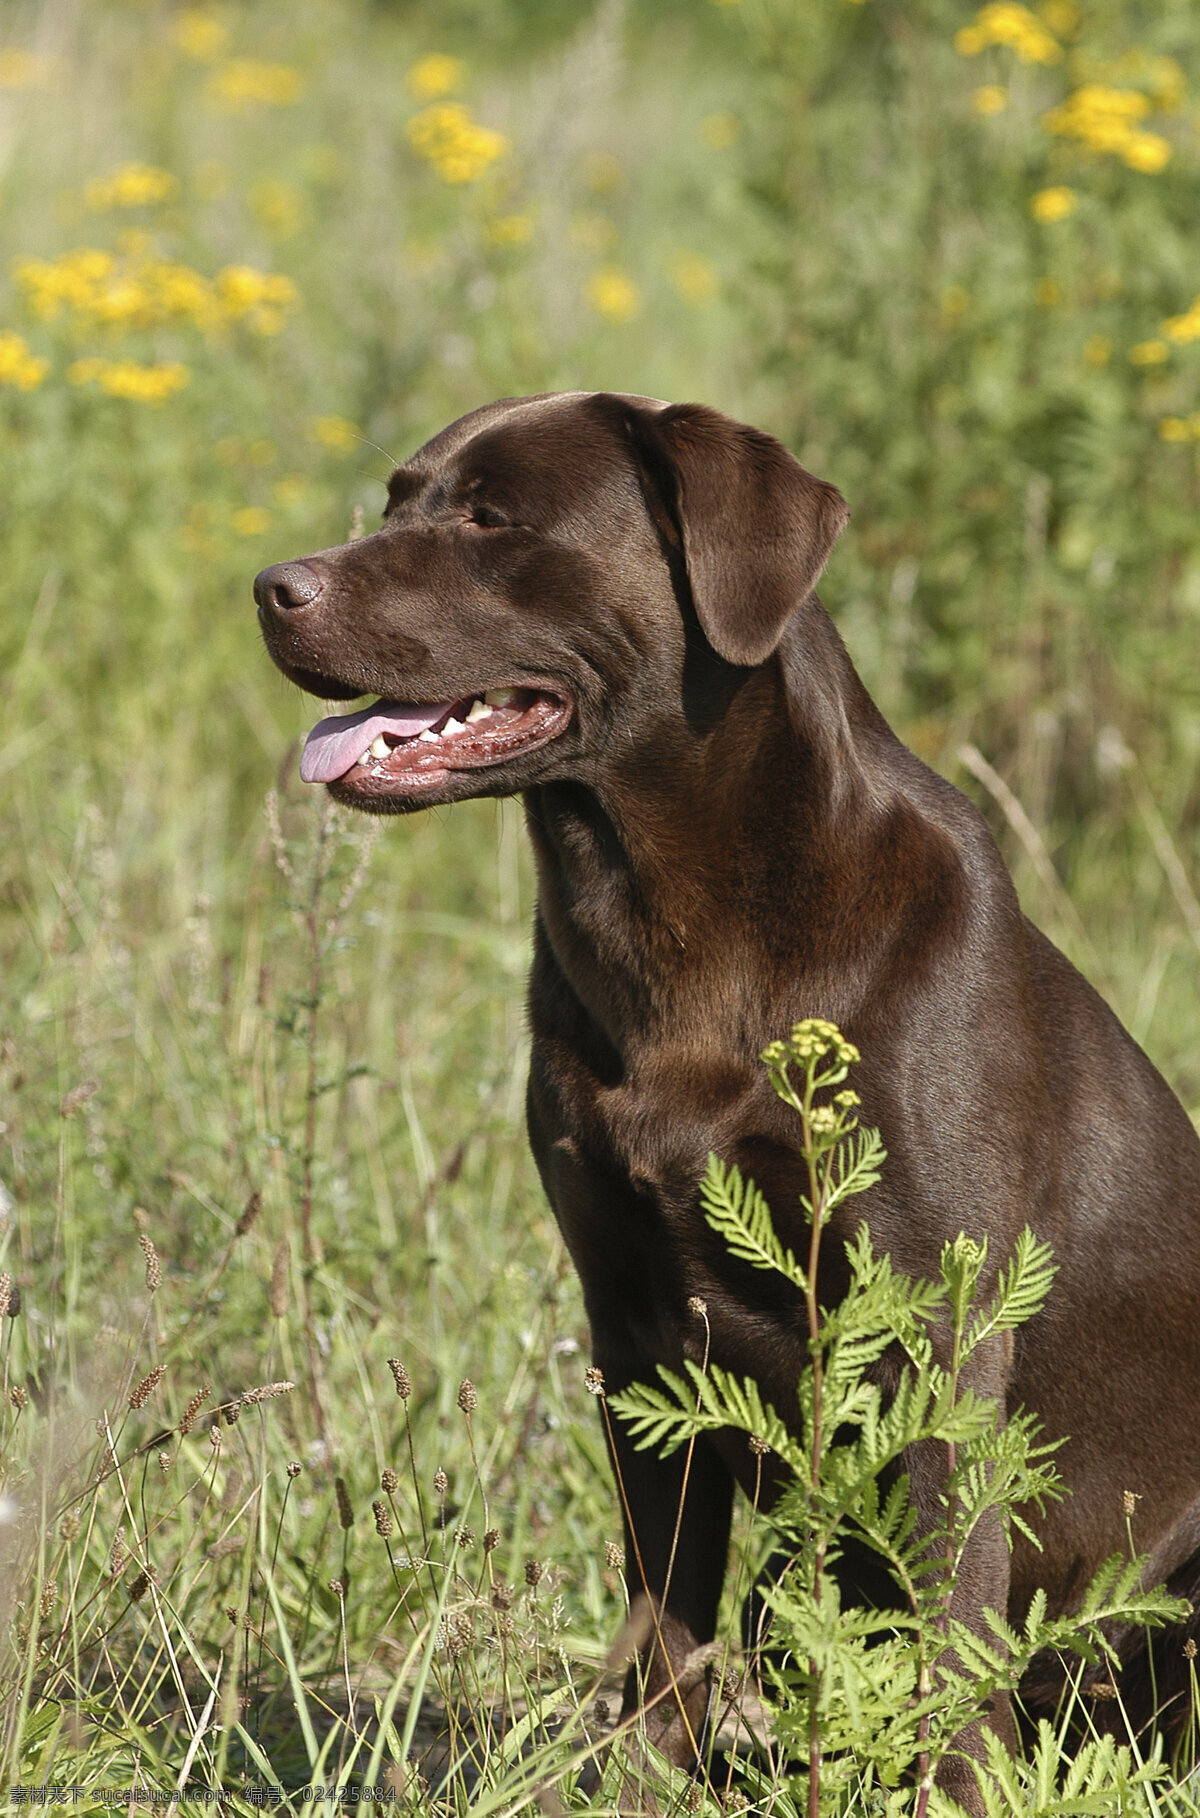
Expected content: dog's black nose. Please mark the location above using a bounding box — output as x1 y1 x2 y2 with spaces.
254 560 323 612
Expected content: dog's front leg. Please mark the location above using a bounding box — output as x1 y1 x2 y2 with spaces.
603 1411 734 1769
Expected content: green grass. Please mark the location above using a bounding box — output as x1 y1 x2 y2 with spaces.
2 0 1200 1809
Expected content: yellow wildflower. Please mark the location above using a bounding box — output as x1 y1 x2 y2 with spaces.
1158 417 1191 442
173 11 230 62
485 214 534 246
214 266 299 334
1163 301 1200 345
405 54 465 100
208 59 304 111
406 103 508 183
85 164 179 211
1129 340 1169 365
1044 86 1170 170
955 4 1062 65
69 357 190 403
1083 334 1111 366
0 48 54 89
972 85 1008 115
1030 185 1075 222
941 285 970 319
0 330 49 390
700 111 740 149
232 507 271 536
668 254 717 305
1035 277 1061 306
1037 0 1078 35
308 415 360 453
586 267 640 323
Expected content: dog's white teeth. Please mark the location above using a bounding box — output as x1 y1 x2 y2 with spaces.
357 749 372 766
483 688 520 708
465 698 493 723
369 734 391 759
417 728 439 743
442 716 465 737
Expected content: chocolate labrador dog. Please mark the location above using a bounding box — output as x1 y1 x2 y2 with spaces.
256 391 1200 1805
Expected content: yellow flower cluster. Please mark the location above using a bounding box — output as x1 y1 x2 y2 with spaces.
1129 339 1168 365
1030 185 1076 222
764 1019 861 1067
307 415 360 453
1158 414 1200 443
1043 86 1170 171
0 330 49 390
485 213 534 247
586 268 640 323
1162 298 1200 345
207 59 304 111
15 248 299 337
67 357 190 404
406 54 465 100
972 85 1009 115
85 164 179 212
406 104 508 184
955 5 1062 65
173 10 230 63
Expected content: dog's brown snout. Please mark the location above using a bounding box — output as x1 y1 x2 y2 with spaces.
254 560 323 613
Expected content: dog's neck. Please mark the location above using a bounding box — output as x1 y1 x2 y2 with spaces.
522 601 927 1060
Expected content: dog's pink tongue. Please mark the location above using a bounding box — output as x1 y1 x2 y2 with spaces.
300 699 454 783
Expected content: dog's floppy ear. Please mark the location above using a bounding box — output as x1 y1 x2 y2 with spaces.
627 401 849 667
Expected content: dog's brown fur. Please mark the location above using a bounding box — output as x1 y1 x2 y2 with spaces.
257 392 1200 1807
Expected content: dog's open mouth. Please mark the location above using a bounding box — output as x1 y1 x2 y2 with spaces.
299 687 571 795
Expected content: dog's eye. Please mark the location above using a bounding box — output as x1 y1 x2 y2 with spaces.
467 505 511 529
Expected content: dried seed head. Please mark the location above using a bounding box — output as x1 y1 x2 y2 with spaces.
1186 1639 1198 1660
456 1526 475 1549
177 1384 211 1437
128 1567 155 1603
433 1468 448 1499
687 1783 703 1812
60 1079 98 1119
286 1460 302 1479
138 1233 162 1293
329 1578 345 1598
524 1558 544 1589
492 1583 512 1611
239 1380 295 1407
235 1190 263 1237
225 1606 239 1626
448 1611 474 1657
59 1511 81 1542
380 1467 399 1494
749 1434 770 1457
39 1581 58 1620
223 1400 241 1426
686 1296 708 1319
110 1528 128 1576
10 1384 27 1411
584 1366 605 1397
158 1452 172 1473
388 1359 412 1400
605 1541 622 1570
372 1500 392 1538
593 1698 610 1726
484 1527 500 1553
1123 1490 1142 1518
335 1477 353 1529
129 1366 166 1410
268 1241 289 1318
457 1378 477 1415
1089 1680 1119 1700
208 1424 221 1449
0 1273 11 1319
132 1206 150 1231
5 1283 21 1318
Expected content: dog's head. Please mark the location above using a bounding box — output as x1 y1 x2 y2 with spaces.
255 391 848 812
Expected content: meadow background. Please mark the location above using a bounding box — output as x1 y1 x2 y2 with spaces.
2 0 1200 1809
